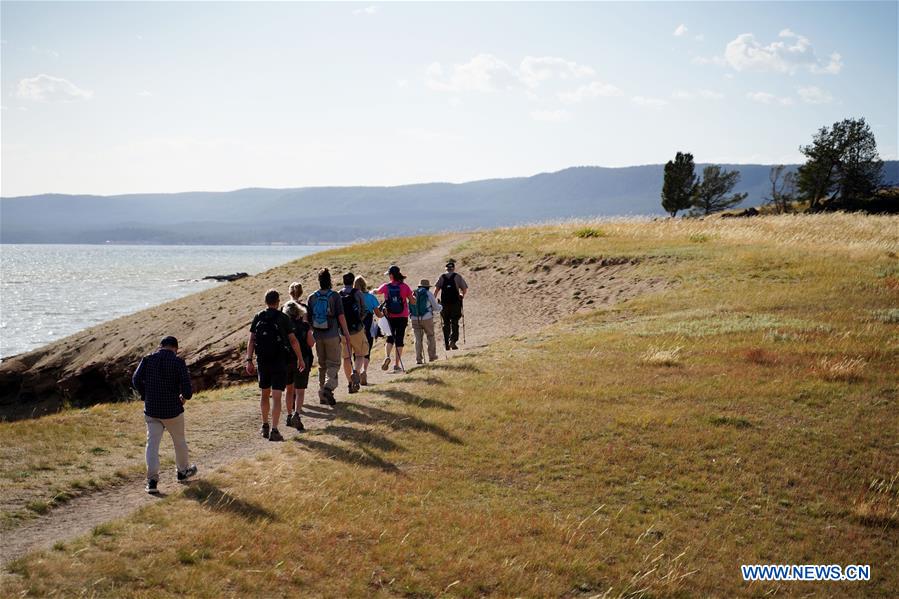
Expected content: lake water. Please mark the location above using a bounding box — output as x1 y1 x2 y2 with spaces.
0 244 334 359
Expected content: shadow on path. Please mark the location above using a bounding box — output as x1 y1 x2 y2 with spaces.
183 480 275 522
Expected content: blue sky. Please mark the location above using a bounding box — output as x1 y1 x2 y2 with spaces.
2 1 896 196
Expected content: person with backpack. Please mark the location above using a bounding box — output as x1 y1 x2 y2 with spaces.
132 335 198 494
246 289 305 441
376 265 416 373
339 272 370 394
409 279 442 365
435 260 468 350
306 268 353 405
354 275 381 386
283 300 314 431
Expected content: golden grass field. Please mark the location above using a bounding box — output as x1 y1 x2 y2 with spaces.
1 214 897 597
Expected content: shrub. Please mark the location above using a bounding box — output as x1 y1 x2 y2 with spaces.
641 346 682 366
574 227 606 239
817 357 866 382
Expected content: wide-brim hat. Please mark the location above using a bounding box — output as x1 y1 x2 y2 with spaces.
419 279 431 288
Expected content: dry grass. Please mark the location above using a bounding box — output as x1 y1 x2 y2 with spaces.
3 214 898 597
641 345 682 366
817 356 867 382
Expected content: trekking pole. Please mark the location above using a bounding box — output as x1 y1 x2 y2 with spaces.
462 308 466 346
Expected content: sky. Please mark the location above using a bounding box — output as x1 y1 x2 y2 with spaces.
1 1 896 197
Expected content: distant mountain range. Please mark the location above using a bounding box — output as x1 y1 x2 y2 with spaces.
2 162 897 244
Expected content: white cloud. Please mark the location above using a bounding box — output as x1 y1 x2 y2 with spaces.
694 34 705 42
425 54 596 93
692 55 727 67
797 85 833 104
137 90 152 97
518 56 595 88
558 80 623 103
631 96 668 108
722 30 842 74
671 89 724 100
425 54 517 92
673 24 688 37
353 5 377 16
16 74 93 103
746 91 794 106
529 109 570 122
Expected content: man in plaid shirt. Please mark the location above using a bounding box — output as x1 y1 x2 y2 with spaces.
132 336 198 494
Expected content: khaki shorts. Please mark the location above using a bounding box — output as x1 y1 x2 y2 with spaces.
341 330 370 359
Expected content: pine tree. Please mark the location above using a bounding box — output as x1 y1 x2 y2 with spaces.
691 165 748 215
661 152 696 217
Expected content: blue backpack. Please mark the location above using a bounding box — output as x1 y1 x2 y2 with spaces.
410 287 431 318
385 284 404 315
311 290 334 329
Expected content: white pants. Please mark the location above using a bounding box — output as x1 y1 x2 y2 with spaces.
145 413 190 481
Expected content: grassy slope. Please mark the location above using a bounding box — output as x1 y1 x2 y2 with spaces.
3 215 898 597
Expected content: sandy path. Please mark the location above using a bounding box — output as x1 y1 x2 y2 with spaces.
1 235 663 568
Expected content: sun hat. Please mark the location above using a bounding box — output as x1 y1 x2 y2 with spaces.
419 279 431 288
445 261 455 269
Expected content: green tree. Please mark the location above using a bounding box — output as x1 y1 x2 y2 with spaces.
691 165 747 215
797 117 883 210
661 152 696 217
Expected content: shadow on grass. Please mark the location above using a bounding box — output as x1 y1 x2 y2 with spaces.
323 425 405 452
370 388 456 411
336 402 463 445
294 436 402 474
427 362 483 374
183 480 275 522
301 405 336 420
394 375 446 386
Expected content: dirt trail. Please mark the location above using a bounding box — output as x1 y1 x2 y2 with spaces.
1 235 664 568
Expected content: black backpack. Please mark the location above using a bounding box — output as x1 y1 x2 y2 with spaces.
339 289 363 332
254 311 288 362
441 273 461 305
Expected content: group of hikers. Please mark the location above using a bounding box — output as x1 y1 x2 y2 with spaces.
132 260 468 493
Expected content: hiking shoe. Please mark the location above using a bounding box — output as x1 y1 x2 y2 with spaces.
285 413 295 428
348 384 357 394
318 388 328 404
261 422 270 439
351 371 361 389
360 372 368 386
269 428 284 442
393 364 405 374
146 479 159 494
450 342 459 350
295 417 305 431
381 357 391 371
323 388 336 406
416 359 424 365
445 342 451 351
177 464 198 482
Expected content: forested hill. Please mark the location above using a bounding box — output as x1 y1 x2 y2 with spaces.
2 161 897 244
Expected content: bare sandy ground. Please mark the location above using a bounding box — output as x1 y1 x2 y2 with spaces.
1 235 665 567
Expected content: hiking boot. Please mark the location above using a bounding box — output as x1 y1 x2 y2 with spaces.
381 357 391 371
445 342 451 351
318 388 328 404
295 417 305 431
450 342 459 350
269 428 284 442
285 413 295 428
416 359 424 365
261 422 270 439
177 464 198 482
146 479 159 495
323 388 336 406
360 371 368 386
348 384 357 394
351 371 361 390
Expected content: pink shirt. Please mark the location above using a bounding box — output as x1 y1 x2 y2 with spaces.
376 281 413 318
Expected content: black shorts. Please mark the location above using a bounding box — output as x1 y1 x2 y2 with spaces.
386 316 408 347
257 360 287 391
287 359 311 390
